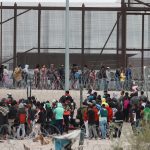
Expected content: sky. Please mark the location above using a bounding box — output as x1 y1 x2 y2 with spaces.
1 0 119 3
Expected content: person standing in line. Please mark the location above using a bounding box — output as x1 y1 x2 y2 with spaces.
106 67 111 91
120 69 126 90
123 92 130 122
98 104 108 139
13 65 22 88
114 107 124 138
17 103 26 140
118 91 125 110
41 65 48 89
0 65 4 87
125 65 132 91
87 105 98 140
22 64 29 88
34 64 40 89
3 66 9 88
114 69 120 91
53 102 64 135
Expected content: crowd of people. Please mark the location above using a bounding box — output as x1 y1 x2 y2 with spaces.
0 89 149 142
77 89 150 140
0 91 77 140
0 64 137 91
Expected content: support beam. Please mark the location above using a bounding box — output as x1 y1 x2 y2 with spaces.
0 5 150 12
141 14 144 79
0 9 31 25
128 0 131 7
96 17 119 68
38 3 41 54
65 0 70 91
117 12 120 68
2 48 34 64
0 6 122 11
134 0 150 7
0 2 2 64
81 3 85 68
121 0 127 69
80 3 85 106
13 3 17 70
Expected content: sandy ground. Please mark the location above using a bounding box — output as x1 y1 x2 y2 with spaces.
0 123 132 150
0 89 120 108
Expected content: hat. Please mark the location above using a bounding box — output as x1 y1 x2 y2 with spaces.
46 102 51 108
102 98 106 103
87 94 90 97
92 100 96 105
52 99 56 103
7 93 12 97
19 103 24 109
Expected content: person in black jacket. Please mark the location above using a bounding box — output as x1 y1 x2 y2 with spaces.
0 65 4 87
114 107 124 138
0 101 9 139
8 100 17 136
37 104 46 134
87 105 98 139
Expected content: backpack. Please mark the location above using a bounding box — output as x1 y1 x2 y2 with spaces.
8 107 17 119
76 108 82 120
74 72 80 79
19 113 26 124
123 99 129 109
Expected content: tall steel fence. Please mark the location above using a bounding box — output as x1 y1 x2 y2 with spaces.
0 1 150 86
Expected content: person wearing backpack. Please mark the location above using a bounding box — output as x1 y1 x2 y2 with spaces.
87 105 98 140
17 103 26 139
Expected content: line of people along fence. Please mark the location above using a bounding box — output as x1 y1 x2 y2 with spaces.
0 64 149 91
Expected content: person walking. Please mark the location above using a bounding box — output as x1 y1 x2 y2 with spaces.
120 69 126 90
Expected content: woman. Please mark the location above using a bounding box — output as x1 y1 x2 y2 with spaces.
3 66 9 88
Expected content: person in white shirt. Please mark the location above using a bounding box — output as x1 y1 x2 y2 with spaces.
106 67 111 90
3 66 9 88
